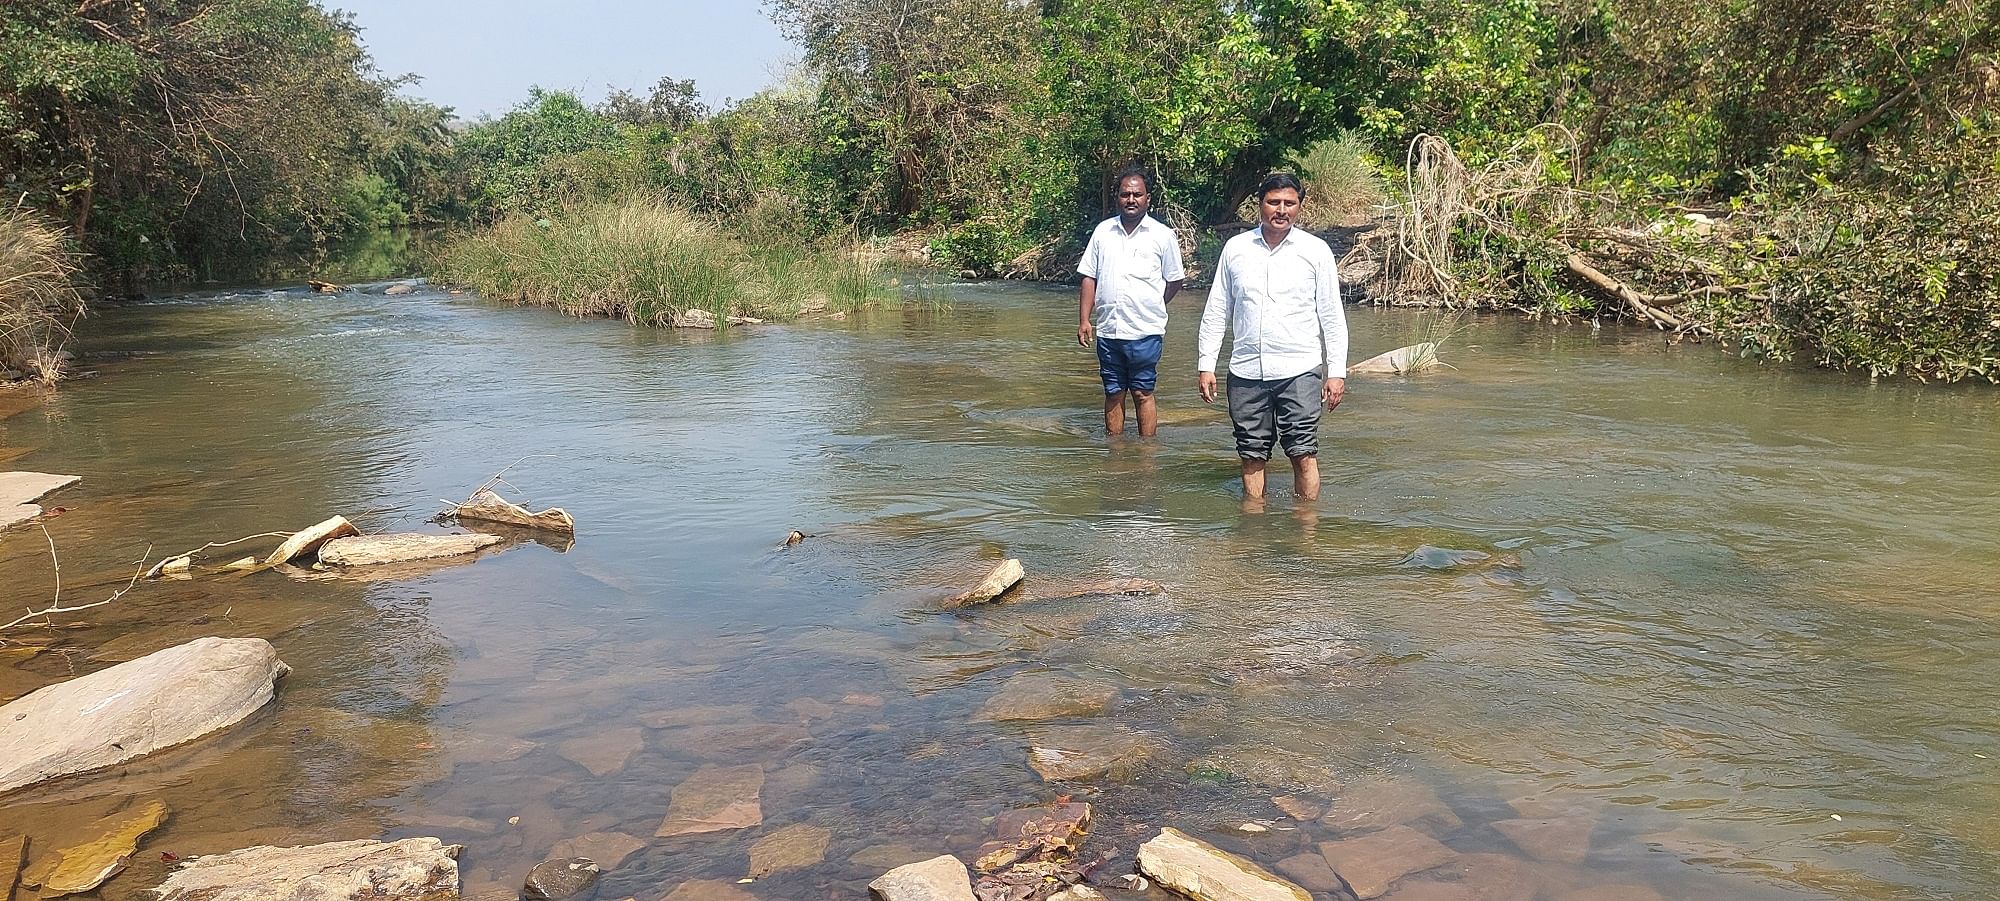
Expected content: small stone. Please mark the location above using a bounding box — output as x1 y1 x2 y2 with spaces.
656 764 764 837
557 727 645 777
1317 826 1457 900
746 823 831 878
868 854 977 901
509 817 522 825
1231 822 1271 834
1135 828 1311 901
523 857 600 900
549 832 646 870
974 672 1119 722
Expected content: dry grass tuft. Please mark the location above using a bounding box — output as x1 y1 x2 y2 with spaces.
0 206 86 382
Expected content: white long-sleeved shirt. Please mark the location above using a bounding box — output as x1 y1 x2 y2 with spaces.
1196 226 1348 380
1077 215 1186 339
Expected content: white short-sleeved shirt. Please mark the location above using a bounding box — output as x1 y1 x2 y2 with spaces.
1077 215 1186 340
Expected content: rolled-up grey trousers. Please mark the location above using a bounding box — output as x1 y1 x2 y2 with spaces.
1226 371 1323 460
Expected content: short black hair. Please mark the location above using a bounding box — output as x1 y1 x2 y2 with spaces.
1256 172 1306 200
1113 166 1156 195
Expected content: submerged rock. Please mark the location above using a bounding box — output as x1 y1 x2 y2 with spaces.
2 834 26 897
850 844 940 870
1316 826 1457 899
549 832 646 870
263 515 359 565
384 283 416 295
975 672 1119 722
975 802 1091 872
654 722 809 760
663 880 757 901
868 854 977 901
1186 746 1339 793
0 471 79 531
1321 777 1462 833
556 727 645 777
942 558 1025 608
523 857 600 900
1029 578 1165 601
317 532 502 567
153 837 461 900
655 764 764 837
1025 725 1159 782
746 823 831 878
1134 827 1311 901
23 799 168 894
0 637 289 795
1489 816 1595 865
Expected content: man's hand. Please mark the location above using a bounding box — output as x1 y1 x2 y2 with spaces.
1078 321 1094 347
1198 371 1218 404
1323 377 1346 411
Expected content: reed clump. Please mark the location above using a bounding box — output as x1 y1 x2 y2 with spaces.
431 199 900 325
0 207 86 382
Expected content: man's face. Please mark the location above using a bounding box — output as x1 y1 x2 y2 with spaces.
1117 177 1150 218
1259 187 1302 233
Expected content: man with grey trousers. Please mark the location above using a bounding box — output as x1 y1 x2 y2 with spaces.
1196 172 1348 500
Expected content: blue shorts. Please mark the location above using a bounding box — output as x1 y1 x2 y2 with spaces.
1096 335 1162 395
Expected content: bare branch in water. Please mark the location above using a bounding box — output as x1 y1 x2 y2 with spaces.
3 530 150 631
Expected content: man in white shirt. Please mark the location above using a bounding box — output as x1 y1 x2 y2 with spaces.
1196 172 1348 500
1077 169 1187 437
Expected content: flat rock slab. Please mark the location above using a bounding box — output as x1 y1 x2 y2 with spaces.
1318 826 1457 899
264 515 358 565
0 471 78 531
975 673 1119 722
23 799 168 893
655 722 809 760
1135 827 1311 901
317 532 502 567
557 727 645 777
154 837 462 900
1025 725 1159 782
747 823 831 877
0 636 289 795
869 854 977 901
656 764 764 837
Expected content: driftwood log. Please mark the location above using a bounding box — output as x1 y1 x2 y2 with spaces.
449 489 575 535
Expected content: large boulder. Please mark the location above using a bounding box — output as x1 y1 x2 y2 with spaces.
316 532 502 567
0 637 289 795
868 854 977 901
153 838 461 900
1135 828 1311 901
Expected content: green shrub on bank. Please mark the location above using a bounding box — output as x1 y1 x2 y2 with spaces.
0 208 87 381
430 199 899 325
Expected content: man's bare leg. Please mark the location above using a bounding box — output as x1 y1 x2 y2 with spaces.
1103 391 1127 435
1134 390 1158 437
1241 458 1267 498
1292 454 1320 500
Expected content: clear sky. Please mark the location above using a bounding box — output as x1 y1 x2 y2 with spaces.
329 1 798 119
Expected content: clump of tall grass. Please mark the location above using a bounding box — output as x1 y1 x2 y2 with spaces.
0 207 86 382
1295 132 1390 227
431 198 898 326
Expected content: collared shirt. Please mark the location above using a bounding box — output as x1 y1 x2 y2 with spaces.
1077 215 1187 340
1197 226 1348 380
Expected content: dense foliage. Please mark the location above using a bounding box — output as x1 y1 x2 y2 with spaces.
6 0 1994 379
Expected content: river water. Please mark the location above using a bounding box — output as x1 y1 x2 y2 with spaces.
1 282 1997 900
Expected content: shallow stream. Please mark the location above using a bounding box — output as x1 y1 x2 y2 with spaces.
2 282 1997 900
